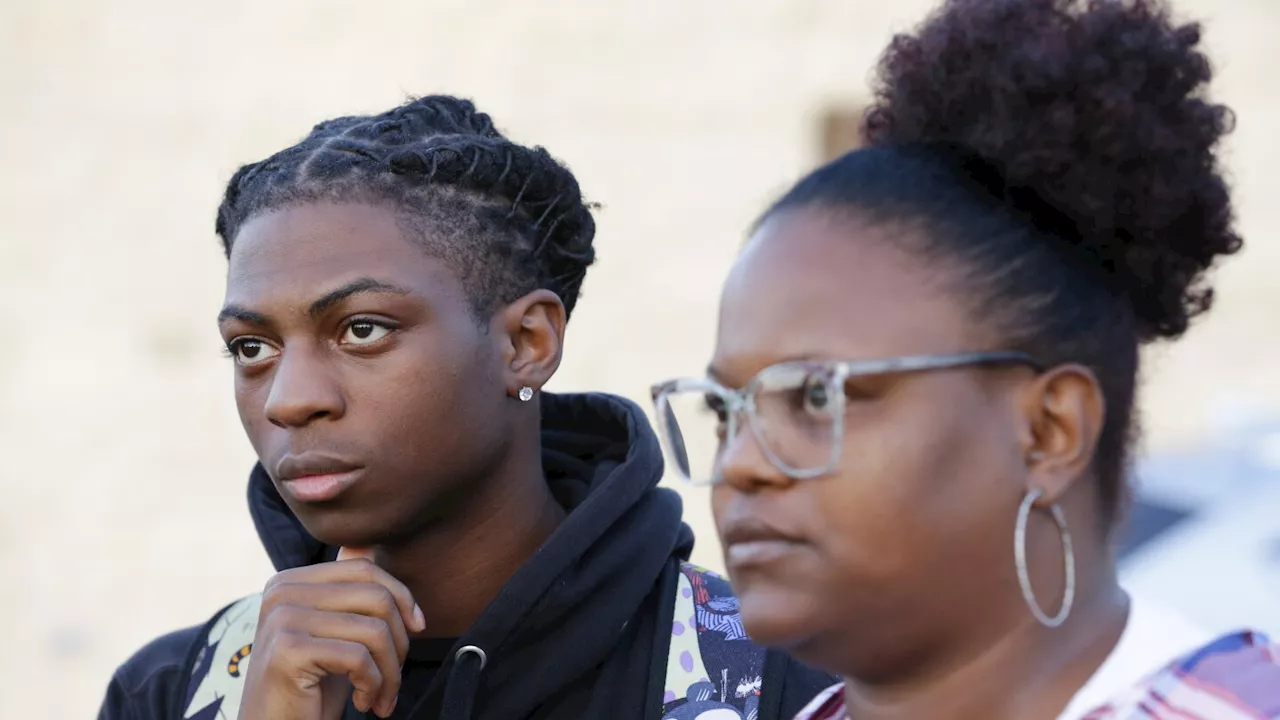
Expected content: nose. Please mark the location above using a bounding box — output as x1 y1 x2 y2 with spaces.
716 418 795 493
263 346 346 428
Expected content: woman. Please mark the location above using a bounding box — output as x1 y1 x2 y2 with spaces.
98 95 833 720
651 0 1278 718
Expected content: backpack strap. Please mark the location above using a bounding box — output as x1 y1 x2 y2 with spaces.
659 564 764 719
181 594 262 720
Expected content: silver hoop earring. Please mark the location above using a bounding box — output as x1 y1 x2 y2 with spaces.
1014 488 1075 628
518 386 534 402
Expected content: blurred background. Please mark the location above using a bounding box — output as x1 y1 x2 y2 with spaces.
2 1 1278 717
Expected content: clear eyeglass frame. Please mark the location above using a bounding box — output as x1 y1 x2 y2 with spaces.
650 351 1042 486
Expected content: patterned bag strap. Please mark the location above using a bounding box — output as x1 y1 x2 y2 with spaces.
180 594 262 720
660 564 765 719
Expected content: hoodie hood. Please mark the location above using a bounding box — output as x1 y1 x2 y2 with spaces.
246 391 695 719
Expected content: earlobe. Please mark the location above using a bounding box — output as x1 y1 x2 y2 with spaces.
498 289 566 399
1022 364 1106 503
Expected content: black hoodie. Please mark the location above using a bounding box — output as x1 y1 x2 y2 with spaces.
99 392 835 720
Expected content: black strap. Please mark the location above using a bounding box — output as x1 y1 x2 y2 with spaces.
643 559 681 720
758 649 790 720
437 649 485 719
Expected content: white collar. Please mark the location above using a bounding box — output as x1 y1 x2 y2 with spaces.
1057 592 1213 719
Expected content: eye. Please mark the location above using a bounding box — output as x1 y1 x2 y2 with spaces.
702 393 729 423
227 338 280 367
341 319 393 346
703 392 730 442
800 376 832 416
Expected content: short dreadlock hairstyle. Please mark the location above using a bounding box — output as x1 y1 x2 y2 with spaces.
214 95 597 319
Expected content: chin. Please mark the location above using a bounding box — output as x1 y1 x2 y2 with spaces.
741 608 847 675
736 578 867 676
297 520 375 550
734 582 821 649
289 502 400 548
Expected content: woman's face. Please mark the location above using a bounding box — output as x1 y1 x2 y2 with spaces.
709 208 1045 678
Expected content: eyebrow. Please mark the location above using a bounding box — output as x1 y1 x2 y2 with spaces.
306 277 413 319
706 353 824 380
217 277 414 326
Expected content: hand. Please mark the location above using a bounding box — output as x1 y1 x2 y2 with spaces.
239 547 426 720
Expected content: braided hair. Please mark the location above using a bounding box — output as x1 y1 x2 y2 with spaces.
215 95 597 319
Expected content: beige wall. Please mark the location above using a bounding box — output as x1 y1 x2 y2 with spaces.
2 1 1277 716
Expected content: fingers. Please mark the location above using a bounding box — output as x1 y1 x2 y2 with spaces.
262 582 410 663
337 546 374 562
266 608 402 716
248 552 422 720
266 557 425 633
272 632 389 715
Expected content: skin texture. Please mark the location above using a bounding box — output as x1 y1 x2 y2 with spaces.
219 201 568 718
709 209 1129 720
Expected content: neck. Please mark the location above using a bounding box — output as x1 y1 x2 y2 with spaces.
843 569 1129 720
371 445 566 638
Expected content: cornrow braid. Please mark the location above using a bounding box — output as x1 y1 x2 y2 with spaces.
215 95 597 318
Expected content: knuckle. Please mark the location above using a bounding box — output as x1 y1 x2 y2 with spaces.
258 588 278 618
262 569 296 595
375 622 398 655
267 630 307 663
355 613 391 645
375 586 398 617
260 577 296 612
355 646 381 679
273 602 304 625
362 645 380 671
352 558 376 581
261 603 304 635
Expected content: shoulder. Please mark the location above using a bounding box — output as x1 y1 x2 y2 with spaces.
99 625 206 720
1088 631 1280 719
99 595 263 720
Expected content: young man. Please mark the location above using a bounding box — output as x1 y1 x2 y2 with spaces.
98 94 833 720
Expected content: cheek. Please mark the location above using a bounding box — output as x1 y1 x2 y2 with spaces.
233 375 272 454
350 333 507 467
814 411 937 579
819 390 1022 587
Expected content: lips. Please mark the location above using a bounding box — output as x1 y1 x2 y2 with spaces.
719 518 806 568
720 518 803 547
275 453 365 503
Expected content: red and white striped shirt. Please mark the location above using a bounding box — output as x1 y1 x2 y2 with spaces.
792 632 1280 720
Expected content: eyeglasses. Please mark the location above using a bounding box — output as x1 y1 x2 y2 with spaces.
650 351 1041 486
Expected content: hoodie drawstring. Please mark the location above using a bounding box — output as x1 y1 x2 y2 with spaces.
428 644 486 719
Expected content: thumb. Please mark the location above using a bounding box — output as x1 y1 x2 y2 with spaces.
336 546 376 563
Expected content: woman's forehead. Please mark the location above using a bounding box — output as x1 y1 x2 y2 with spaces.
713 210 975 377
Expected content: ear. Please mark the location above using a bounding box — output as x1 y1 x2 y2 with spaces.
492 289 566 400
1016 364 1106 504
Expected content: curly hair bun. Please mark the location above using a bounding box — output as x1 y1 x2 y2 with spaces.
864 0 1241 340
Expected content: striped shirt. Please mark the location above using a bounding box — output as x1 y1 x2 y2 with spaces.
793 632 1280 720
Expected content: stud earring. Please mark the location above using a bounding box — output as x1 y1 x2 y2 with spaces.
518 386 534 402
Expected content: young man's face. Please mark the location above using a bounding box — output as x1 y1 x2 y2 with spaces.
219 201 515 547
